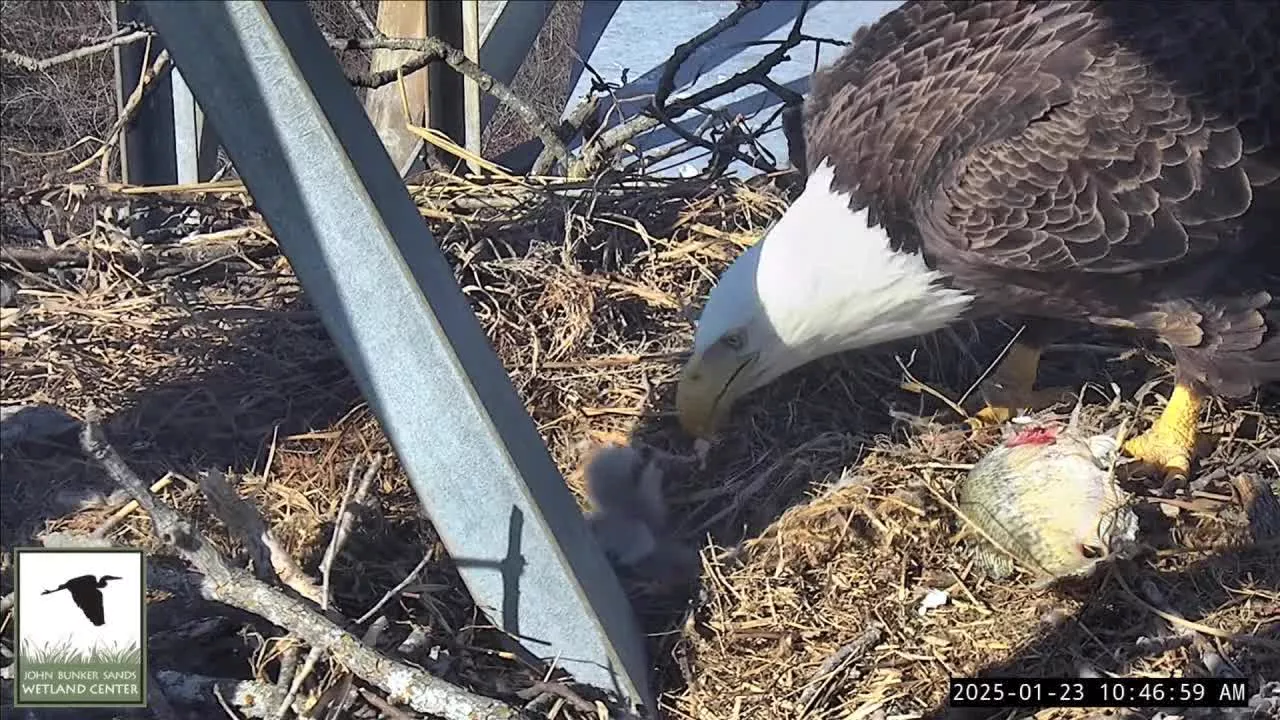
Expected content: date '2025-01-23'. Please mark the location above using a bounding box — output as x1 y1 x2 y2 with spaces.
949 676 1250 708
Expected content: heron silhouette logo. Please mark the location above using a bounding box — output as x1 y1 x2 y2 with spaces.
14 548 147 708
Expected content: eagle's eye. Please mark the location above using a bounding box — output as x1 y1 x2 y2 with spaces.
722 330 745 351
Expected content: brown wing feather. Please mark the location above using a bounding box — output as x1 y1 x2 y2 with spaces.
804 0 1280 277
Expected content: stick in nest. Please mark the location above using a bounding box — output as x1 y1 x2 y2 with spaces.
333 35 571 173
198 468 323 605
320 453 383 610
78 410 528 720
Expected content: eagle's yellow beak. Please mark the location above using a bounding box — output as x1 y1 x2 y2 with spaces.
675 343 753 439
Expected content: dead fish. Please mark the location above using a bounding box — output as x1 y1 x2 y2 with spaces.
955 420 1139 587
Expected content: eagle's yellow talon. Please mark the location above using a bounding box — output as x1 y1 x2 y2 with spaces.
971 403 1013 427
1121 383 1203 479
967 342 1071 428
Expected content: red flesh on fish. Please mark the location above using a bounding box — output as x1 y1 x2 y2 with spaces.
1006 425 1060 447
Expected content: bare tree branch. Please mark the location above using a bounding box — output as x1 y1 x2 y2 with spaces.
331 35 571 173
79 411 529 720
574 1 814 176
62 47 172 180
530 94 601 175
0 29 153 72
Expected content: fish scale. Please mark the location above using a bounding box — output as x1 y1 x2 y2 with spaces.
956 427 1139 585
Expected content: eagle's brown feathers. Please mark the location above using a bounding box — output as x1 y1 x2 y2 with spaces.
803 0 1280 396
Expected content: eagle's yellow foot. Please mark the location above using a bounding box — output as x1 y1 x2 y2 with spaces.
1121 383 1203 480
966 342 1072 428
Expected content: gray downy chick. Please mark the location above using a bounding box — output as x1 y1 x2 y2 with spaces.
582 444 699 588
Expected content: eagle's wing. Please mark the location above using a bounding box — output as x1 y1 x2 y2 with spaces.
805 1 1280 274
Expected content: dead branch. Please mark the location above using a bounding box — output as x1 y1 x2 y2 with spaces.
0 29 153 72
320 453 383 608
515 681 597 714
153 670 303 719
198 469 325 605
0 237 276 276
797 624 884 709
575 1 814 176
79 411 529 720
63 47 171 178
359 687 418 720
530 94 602 176
332 35 571 173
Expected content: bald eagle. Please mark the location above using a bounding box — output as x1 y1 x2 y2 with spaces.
676 0 1280 479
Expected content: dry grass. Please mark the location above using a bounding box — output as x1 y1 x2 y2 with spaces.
3 167 1277 718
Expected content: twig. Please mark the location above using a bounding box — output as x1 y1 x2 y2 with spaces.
576 1 813 175
357 550 435 625
1191 434 1280 490
213 684 245 720
78 412 528 720
91 473 175 539
333 36 571 172
359 688 419 720
274 645 323 720
643 0 786 174
346 0 382 38
64 47 171 177
320 453 383 609
1110 567 1280 652
199 469 324 605
0 29 153 72
515 682 596 714
797 625 884 709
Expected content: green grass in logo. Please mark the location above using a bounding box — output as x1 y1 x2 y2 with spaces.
18 639 144 704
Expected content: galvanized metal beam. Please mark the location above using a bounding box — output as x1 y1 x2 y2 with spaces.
477 0 553 129
136 0 654 712
492 0 618 172
427 0 467 150
170 68 221 183
112 1 177 188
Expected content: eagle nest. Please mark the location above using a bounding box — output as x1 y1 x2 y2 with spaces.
2 170 1276 719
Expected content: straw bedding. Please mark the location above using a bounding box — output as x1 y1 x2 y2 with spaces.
2 171 1277 719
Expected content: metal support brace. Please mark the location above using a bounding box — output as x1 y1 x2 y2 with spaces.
136 1 653 712
492 0 620 172
111 0 176 233
170 68 220 184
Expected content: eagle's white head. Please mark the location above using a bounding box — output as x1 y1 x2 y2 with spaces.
675 159 975 438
